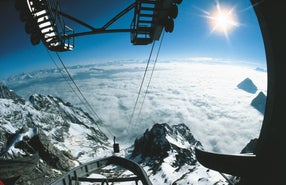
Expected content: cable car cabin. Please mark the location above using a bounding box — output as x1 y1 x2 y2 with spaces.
113 136 120 153
131 0 180 45
15 0 74 52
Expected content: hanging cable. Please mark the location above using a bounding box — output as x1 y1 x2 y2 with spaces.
46 50 84 106
47 50 98 122
135 31 165 124
55 52 120 143
47 50 117 147
128 40 156 128
55 52 103 124
47 49 98 123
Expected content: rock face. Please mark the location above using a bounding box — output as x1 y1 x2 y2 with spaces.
241 138 258 154
131 123 226 185
1 127 75 185
132 123 201 165
251 91 266 114
1 85 229 184
0 85 25 104
237 78 258 94
0 85 110 184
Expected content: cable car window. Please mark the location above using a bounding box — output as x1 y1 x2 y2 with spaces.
0 0 267 184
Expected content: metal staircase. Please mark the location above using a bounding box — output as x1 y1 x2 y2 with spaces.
20 0 74 52
131 0 158 45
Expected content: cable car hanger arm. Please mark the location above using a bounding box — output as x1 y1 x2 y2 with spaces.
55 2 136 39
15 0 182 51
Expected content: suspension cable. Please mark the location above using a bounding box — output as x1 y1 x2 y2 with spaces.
47 51 106 136
46 50 84 106
128 40 156 128
56 53 120 142
47 50 95 120
55 52 103 124
47 50 118 146
135 31 165 124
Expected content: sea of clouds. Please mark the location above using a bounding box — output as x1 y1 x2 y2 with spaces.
4 59 267 154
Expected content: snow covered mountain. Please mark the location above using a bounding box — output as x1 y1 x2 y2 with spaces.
129 123 227 185
1 84 261 184
3 62 266 155
0 85 111 184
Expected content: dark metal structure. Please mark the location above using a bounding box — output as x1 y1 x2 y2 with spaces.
51 156 152 185
15 0 182 52
15 0 74 51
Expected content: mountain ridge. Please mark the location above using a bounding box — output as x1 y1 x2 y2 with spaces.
0 85 111 184
1 85 255 184
129 123 226 184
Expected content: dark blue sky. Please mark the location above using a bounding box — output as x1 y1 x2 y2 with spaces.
0 0 266 79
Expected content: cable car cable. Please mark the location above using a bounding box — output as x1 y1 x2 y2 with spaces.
128 40 156 128
54 52 118 146
46 50 85 107
47 50 118 152
52 52 105 135
135 31 165 125
48 50 115 150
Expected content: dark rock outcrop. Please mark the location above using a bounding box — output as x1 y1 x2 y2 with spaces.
237 78 258 94
241 138 258 154
251 92 266 114
0 85 25 104
131 123 202 173
0 126 75 185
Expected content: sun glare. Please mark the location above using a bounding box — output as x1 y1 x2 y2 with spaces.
207 3 239 38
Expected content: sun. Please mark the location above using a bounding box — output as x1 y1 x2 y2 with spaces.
207 3 239 38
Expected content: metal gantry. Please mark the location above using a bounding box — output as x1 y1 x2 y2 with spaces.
15 0 182 52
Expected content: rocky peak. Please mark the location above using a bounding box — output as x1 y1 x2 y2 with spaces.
241 138 258 154
131 123 202 172
0 87 112 184
29 94 108 143
29 94 70 112
29 94 76 125
132 123 171 159
0 85 25 104
129 123 226 184
251 91 266 114
1 87 110 161
168 123 201 147
237 78 258 94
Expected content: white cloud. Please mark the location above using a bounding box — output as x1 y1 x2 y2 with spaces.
7 61 267 154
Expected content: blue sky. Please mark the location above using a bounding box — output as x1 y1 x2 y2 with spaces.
0 0 266 79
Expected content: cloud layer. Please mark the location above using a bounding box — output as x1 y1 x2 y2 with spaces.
6 61 267 154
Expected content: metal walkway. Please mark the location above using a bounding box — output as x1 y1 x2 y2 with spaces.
51 156 152 185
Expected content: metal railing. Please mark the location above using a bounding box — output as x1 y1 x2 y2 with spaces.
51 155 152 185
